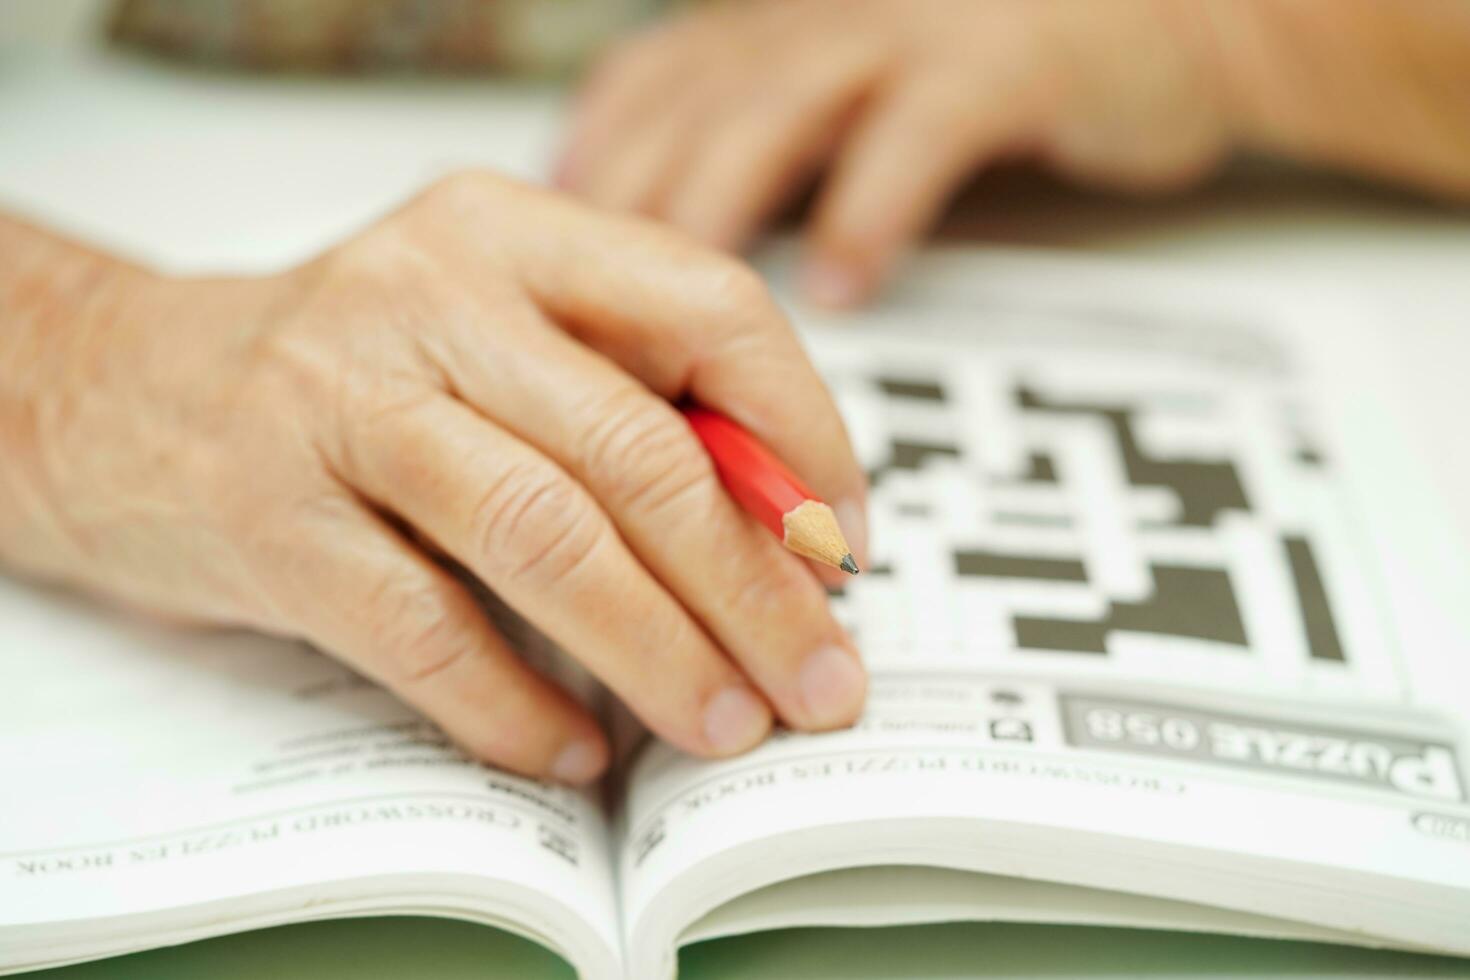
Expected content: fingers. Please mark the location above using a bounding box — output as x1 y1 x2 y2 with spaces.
558 23 694 190
456 185 867 542
572 58 729 215
567 3 882 251
661 38 887 251
272 493 609 784
559 2 781 200
422 305 866 731
335 390 777 759
804 73 1029 308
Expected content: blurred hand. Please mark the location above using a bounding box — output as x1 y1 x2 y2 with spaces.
560 0 1470 307
559 0 1235 307
0 173 869 784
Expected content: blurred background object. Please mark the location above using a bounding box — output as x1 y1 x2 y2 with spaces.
106 0 660 75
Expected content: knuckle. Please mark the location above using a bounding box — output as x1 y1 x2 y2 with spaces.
420 169 505 210
702 259 774 318
417 169 551 222
368 572 475 684
335 386 447 498
576 388 714 515
688 260 794 356
408 171 552 257
310 210 437 292
472 462 606 587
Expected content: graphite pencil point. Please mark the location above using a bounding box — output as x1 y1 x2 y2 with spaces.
840 554 859 575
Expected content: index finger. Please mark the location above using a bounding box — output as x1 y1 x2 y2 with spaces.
452 177 870 557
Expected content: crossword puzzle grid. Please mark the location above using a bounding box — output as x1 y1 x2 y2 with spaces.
812 324 1400 699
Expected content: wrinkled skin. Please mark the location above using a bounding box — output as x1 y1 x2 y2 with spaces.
0 173 871 784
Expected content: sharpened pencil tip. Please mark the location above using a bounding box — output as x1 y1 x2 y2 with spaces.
840 553 859 575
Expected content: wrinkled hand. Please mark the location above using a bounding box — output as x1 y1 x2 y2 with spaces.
559 0 1236 306
2 173 870 783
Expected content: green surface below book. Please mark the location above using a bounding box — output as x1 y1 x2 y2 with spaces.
23 918 1470 980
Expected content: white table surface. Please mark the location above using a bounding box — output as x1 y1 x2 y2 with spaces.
3 8 1470 979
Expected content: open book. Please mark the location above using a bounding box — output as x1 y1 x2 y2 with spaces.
4 254 1469 979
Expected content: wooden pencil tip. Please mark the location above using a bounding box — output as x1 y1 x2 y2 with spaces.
782 500 857 573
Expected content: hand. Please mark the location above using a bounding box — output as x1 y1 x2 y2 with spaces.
559 0 1470 308
0 173 869 784
558 0 1235 307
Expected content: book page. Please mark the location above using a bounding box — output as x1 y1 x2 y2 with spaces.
681 865 1380 947
617 254 1470 977
0 581 621 978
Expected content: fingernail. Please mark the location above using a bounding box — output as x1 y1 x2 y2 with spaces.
800 258 865 309
550 739 604 785
703 686 772 755
835 497 869 569
798 645 867 727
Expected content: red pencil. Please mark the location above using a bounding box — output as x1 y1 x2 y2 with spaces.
682 406 859 575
